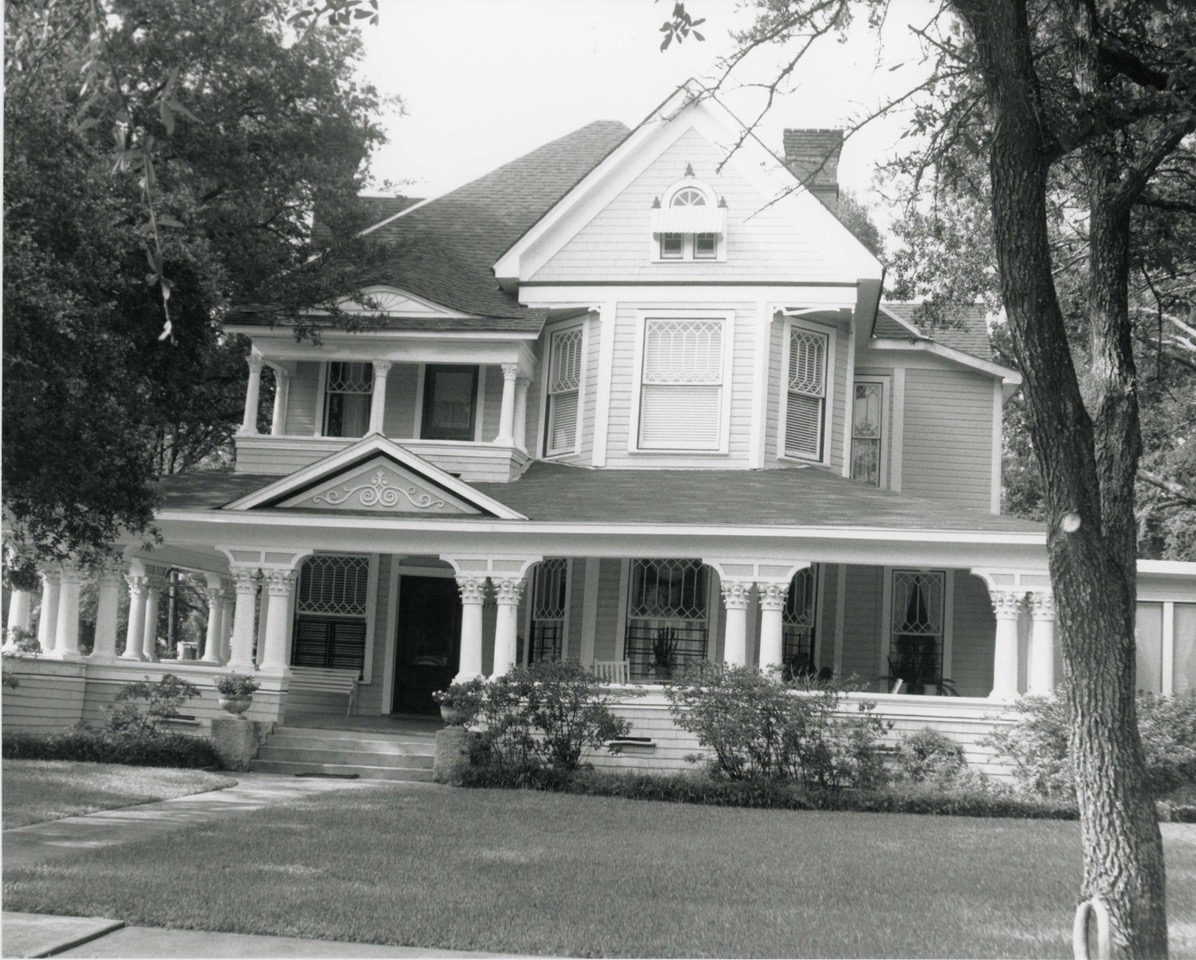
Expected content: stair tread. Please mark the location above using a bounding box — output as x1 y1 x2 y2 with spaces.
257 747 433 767
249 759 435 782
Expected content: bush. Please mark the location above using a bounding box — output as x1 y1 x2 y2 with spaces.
107 674 201 737
6 626 40 653
467 662 631 772
432 676 486 725
895 727 968 784
214 673 260 698
664 664 891 790
986 689 1196 799
2 728 221 768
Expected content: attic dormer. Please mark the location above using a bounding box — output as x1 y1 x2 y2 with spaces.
649 171 728 262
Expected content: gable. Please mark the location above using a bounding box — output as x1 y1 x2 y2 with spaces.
278 455 479 514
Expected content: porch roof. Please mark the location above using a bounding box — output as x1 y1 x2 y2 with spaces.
157 462 1042 534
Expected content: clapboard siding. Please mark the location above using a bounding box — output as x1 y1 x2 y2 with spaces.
479 365 500 441
566 558 586 660
604 301 756 466
284 361 321 436
816 563 838 672
353 554 391 716
592 559 624 662
381 362 420 437
531 128 849 284
901 368 993 510
951 572 996 697
841 565 883 683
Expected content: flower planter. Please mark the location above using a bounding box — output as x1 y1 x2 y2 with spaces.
439 703 465 725
218 695 253 717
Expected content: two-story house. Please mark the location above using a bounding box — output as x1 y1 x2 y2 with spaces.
10 84 1194 772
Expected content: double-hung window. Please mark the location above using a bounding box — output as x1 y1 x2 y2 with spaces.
850 378 887 486
292 555 371 675
420 365 478 441
638 317 725 450
323 362 373 438
545 327 582 455
783 324 829 460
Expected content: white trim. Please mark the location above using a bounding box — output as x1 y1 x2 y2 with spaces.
869 339 1022 385
358 196 437 236
991 379 1003 515
335 285 481 320
519 285 862 307
363 554 380 685
1161 600 1175 695
943 569 956 681
592 302 617 467
776 316 837 465
223 433 527 520
629 311 733 454
748 302 773 468
474 366 487 443
314 362 329 437
562 558 575 660
614 559 630 662
381 558 400 713
811 564 825 669
890 368 905 493
850 375 890 488
580 558 600 666
841 324 857 477
833 563 846 676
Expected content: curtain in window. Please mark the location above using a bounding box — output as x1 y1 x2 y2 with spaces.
639 319 723 449
323 362 373 438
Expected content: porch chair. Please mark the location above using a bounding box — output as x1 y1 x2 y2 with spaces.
592 659 631 684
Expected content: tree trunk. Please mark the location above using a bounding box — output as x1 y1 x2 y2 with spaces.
951 0 1168 955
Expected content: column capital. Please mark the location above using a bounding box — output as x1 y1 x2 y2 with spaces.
124 572 149 595
230 566 259 592
57 559 83 583
990 590 1025 621
246 353 264 374
721 580 752 611
263 569 297 597
1029 592 1056 621
500 362 520 381
372 359 392 377
456 576 487 604
492 577 525 606
39 566 62 586
757 582 787 612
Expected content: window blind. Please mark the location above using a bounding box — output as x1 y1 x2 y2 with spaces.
546 328 582 455
639 319 723 450
785 327 828 458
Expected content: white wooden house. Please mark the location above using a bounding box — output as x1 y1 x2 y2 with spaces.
7 85 1194 772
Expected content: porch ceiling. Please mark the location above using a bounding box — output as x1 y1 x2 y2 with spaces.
156 462 1042 535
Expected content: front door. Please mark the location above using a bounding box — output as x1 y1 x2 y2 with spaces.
393 576 461 714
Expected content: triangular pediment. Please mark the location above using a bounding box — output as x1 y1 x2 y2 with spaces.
223 435 525 519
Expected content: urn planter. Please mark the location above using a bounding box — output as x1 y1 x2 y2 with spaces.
218 695 252 717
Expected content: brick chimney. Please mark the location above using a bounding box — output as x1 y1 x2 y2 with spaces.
782 129 843 208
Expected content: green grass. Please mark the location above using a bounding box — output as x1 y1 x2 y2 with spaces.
2 760 235 828
4 784 1195 957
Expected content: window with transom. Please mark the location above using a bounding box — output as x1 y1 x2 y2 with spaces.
323 362 373 438
527 559 568 663
783 567 818 675
625 559 709 681
851 379 886 486
783 324 829 460
292 555 371 675
638 318 725 451
545 327 582 455
888 570 946 694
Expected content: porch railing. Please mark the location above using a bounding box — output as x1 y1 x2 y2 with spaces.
624 621 708 682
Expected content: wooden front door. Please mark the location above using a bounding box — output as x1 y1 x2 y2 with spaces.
394 576 461 714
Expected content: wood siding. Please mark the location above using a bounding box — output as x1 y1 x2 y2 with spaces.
284 361 321 436
951 572 996 697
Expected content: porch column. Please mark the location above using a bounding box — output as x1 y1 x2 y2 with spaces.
140 570 165 661
513 377 530 452
990 590 1023 700
36 567 61 654
51 561 83 658
369 360 391 435
6 588 33 640
259 570 297 674
90 560 124 659
218 584 235 662
721 581 751 667
454 577 486 681
201 574 226 664
227 567 259 672
239 355 264 435
270 367 290 436
494 363 519 446
492 576 526 678
121 566 148 660
757 583 786 672
1027 592 1056 695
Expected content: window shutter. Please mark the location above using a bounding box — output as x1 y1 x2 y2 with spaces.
639 319 723 449
785 327 828 459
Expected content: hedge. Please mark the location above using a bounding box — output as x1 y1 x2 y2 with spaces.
2 729 222 769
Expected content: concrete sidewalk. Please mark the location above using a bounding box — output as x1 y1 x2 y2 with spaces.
3 912 518 958
3 774 431 868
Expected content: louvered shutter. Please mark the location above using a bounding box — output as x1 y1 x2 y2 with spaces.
785 327 828 458
639 319 723 449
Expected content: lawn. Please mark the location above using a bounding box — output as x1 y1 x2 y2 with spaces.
2 760 235 829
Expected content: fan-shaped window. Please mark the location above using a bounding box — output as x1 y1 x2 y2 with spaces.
670 187 708 207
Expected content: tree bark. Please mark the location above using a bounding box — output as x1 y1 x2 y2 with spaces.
950 0 1168 955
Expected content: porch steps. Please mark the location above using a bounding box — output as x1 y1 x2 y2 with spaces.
250 725 438 782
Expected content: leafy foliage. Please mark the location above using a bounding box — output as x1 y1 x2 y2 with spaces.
106 674 201 737
1 729 220 769
214 674 260 698
894 727 967 784
664 664 891 790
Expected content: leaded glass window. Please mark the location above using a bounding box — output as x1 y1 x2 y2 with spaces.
323 362 373 438
851 380 885 486
625 559 709 681
639 318 724 450
293 555 370 674
546 328 582 455
783 567 818 675
785 326 828 459
889 570 945 693
528 559 568 663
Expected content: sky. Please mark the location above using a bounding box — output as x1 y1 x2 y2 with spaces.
359 0 944 221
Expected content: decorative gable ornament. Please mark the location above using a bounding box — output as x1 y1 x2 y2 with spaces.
284 457 462 513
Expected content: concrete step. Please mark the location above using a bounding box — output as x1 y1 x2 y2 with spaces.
262 734 436 757
256 745 434 769
270 725 438 746
248 759 436 782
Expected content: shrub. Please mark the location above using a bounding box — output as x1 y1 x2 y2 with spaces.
664 664 891 790
986 689 1196 799
432 676 486 725
6 626 40 653
215 673 260 698
895 727 968 784
471 662 630 771
107 674 201 737
2 728 221 768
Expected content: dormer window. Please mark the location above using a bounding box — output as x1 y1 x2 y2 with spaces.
651 178 727 262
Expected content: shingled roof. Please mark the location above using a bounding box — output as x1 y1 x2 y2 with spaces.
875 302 994 361
358 120 631 318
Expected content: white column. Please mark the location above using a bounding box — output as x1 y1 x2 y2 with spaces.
227 567 259 671
513 377 530 452
52 561 83 658
201 574 226 664
140 571 165 661
757 582 786 672
270 368 290 436
494 363 519 446
990 590 1023 699
218 585 235 662
454 577 486 682
260 570 297 674
255 586 270 667
721 581 751 667
369 360 391 435
239 355 264 435
6 588 33 636
1027 592 1057 695
122 567 148 660
492 576 525 678
36 568 61 655
90 561 124 659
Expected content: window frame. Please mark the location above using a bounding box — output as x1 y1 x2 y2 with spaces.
776 316 837 466
416 364 481 442
648 179 727 264
291 553 378 683
878 567 955 694
320 361 374 439
621 558 715 681
850 375 890 487
629 311 733 455
540 319 588 458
